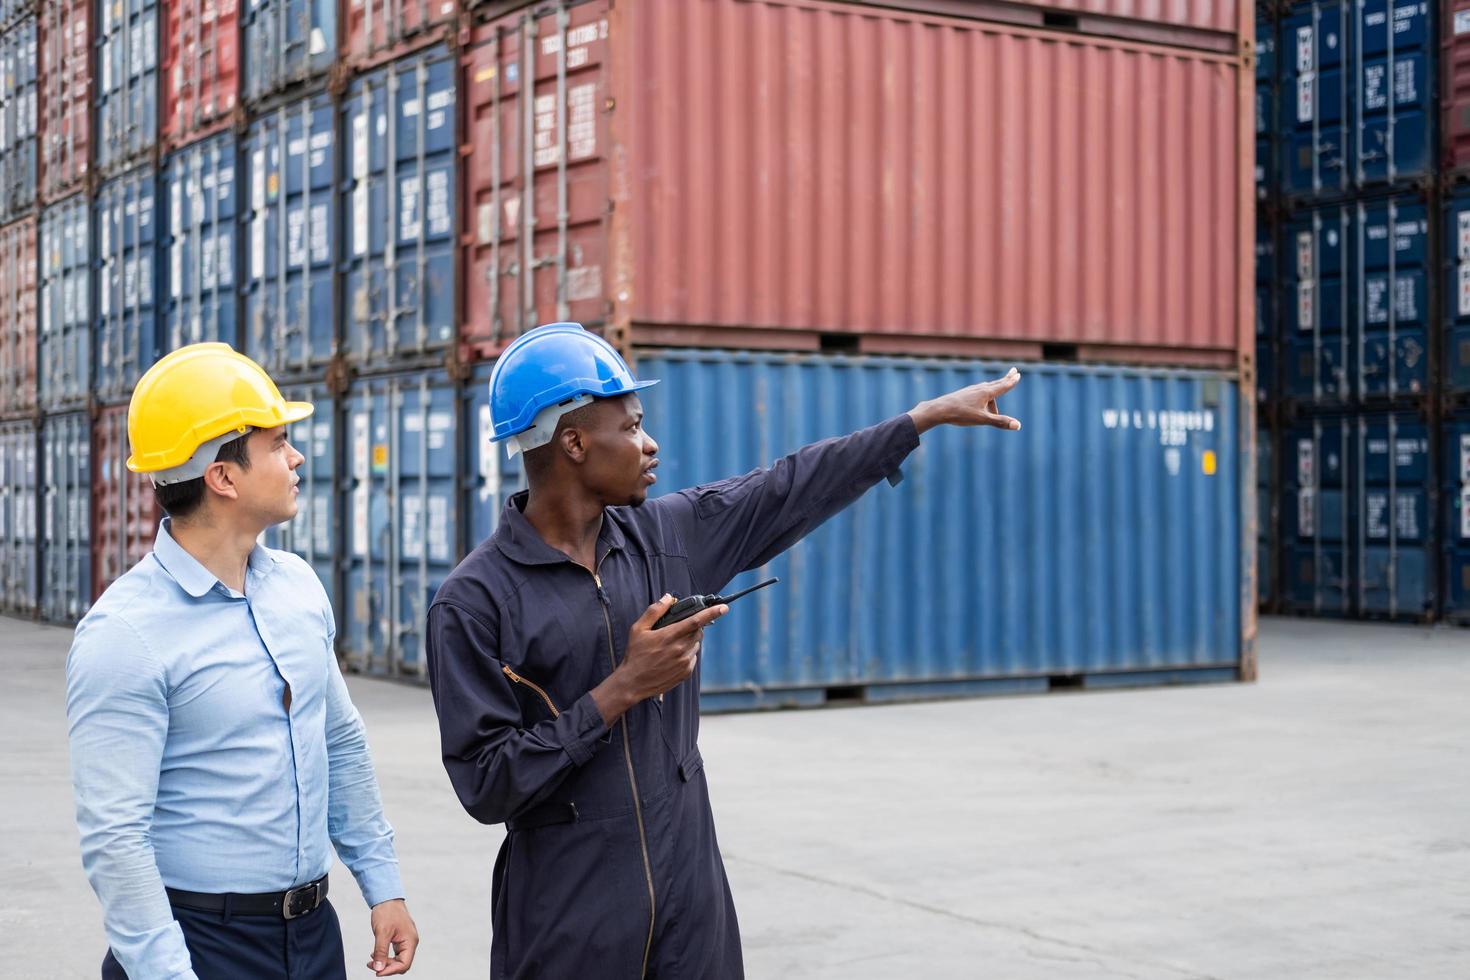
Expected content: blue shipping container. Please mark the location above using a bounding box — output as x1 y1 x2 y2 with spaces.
1281 2 1352 199
161 132 238 355
1257 9 1277 200
263 383 336 609
242 0 334 104
463 362 527 554
1284 204 1353 404
41 411 90 623
1257 220 1277 403
1282 413 1352 614
242 95 336 376
636 351 1243 708
1258 428 1276 610
94 168 158 402
1354 0 1434 187
96 0 159 176
0 0 36 32
1356 411 1432 618
39 195 91 410
343 370 458 676
1356 196 1429 399
340 48 456 369
1443 187 1470 396
0 420 38 617
0 18 37 223
1444 414 1470 621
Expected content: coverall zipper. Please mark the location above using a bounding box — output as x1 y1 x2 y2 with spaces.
501 665 560 717
592 555 657 978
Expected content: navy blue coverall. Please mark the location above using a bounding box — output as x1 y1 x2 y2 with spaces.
425 414 921 979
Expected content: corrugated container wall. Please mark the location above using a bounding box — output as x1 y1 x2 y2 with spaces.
1444 412 1470 621
459 0 1250 366
462 361 526 550
95 168 159 403
40 411 89 623
92 404 159 601
38 194 90 410
1256 6 1276 200
1443 1 1470 174
161 0 238 149
1283 203 1353 405
262 383 335 603
36 0 91 202
0 216 38 416
161 131 238 354
96 0 158 176
1283 413 1352 615
341 370 459 676
242 94 336 377
1444 186 1470 396
241 0 333 104
1280 2 1351 200
0 420 38 617
1029 0 1242 40
637 350 1245 708
340 0 454 72
0 18 39 223
340 48 456 370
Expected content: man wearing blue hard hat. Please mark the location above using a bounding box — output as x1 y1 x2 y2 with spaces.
425 322 1021 978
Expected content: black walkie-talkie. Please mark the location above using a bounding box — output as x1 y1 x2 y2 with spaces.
652 577 780 629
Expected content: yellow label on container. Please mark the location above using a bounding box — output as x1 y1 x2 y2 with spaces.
1202 450 1217 476
475 66 498 84
372 445 389 471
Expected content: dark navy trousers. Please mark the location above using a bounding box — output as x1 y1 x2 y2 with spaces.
101 899 347 980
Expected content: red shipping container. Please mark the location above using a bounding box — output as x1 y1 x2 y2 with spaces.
161 0 239 150
1444 1 1470 174
91 404 161 601
36 0 91 202
341 0 456 72
459 0 1254 369
0 217 38 417
976 0 1244 51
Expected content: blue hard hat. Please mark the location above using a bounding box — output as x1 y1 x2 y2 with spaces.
489 322 658 441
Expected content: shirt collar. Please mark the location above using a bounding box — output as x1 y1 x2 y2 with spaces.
493 490 627 566
151 518 276 598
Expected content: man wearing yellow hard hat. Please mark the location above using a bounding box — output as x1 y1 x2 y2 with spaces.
65 344 420 980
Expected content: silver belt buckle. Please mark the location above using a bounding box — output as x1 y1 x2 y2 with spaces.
282 880 320 920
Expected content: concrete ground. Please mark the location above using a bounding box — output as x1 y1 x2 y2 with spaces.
4 616 1467 979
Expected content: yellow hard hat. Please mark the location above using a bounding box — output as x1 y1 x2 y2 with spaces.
127 343 314 480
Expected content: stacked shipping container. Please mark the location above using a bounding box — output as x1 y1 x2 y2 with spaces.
0 0 1261 707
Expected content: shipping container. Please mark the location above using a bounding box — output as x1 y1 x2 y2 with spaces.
161 131 238 354
35 0 91 202
342 369 458 676
1355 0 1435 187
340 48 455 370
95 167 158 402
0 0 36 33
90 403 159 601
0 17 39 223
462 360 526 552
0 419 38 617
634 350 1246 708
1283 203 1353 404
160 0 238 149
1257 218 1277 404
96 0 158 176
241 0 333 103
261 382 336 607
242 94 336 376
1442 0 1470 173
1257 6 1278 200
458 0 1252 367
40 410 90 622
1280 1 1351 199
1443 411 1470 621
1258 421 1277 610
0 216 37 416
1356 411 1433 618
340 0 454 72
1444 185 1470 395
1282 413 1352 614
38 194 90 410
1356 195 1431 401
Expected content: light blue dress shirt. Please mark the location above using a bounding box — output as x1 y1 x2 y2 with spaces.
67 520 403 980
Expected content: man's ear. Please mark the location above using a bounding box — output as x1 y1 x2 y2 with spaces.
559 425 589 465
201 460 241 501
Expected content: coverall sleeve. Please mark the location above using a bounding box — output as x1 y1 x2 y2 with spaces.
322 604 405 908
66 613 199 980
659 413 921 595
425 600 611 825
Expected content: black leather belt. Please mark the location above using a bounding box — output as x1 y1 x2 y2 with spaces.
166 874 329 919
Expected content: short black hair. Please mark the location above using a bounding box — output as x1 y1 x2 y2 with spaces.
152 431 253 520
